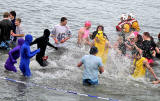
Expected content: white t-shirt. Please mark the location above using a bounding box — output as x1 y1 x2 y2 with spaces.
16 26 24 44
51 24 71 42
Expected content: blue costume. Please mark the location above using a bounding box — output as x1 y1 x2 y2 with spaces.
19 35 40 77
4 38 24 72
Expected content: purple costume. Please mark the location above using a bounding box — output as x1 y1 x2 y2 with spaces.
4 38 24 72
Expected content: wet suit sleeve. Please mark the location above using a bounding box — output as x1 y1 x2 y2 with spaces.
25 46 40 58
47 42 58 50
30 38 38 46
8 47 19 63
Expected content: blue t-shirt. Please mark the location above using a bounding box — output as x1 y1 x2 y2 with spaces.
81 55 103 82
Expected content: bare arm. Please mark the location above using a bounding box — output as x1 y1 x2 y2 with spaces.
143 60 158 80
99 66 104 74
77 29 84 44
155 47 159 54
77 61 83 67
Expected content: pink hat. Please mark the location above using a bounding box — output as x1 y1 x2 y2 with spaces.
85 21 91 27
133 31 139 37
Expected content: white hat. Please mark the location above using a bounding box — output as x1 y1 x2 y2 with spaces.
121 14 127 20
128 13 135 18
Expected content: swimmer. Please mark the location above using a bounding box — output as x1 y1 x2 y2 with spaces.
51 17 71 47
30 29 58 67
77 21 92 46
77 46 104 85
19 34 40 77
4 38 24 72
132 51 158 80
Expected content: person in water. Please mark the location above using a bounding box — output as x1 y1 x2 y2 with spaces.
77 46 104 85
0 12 13 50
156 33 160 58
127 13 140 32
91 25 108 40
51 17 71 47
132 51 158 80
77 21 92 46
4 38 24 72
116 14 127 32
11 18 25 44
10 11 17 42
142 32 155 64
114 36 126 55
19 34 40 77
30 29 58 67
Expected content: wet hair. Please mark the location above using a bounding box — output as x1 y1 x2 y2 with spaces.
96 25 104 32
89 46 98 55
136 34 143 43
143 32 150 38
61 17 67 22
158 33 160 39
16 18 21 23
3 12 10 18
10 11 16 18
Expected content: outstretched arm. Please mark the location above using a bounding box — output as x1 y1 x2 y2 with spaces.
25 46 40 58
47 42 58 50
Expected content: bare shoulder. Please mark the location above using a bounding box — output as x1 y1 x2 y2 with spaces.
78 28 85 33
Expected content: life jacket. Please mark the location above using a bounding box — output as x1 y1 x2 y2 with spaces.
116 21 131 32
132 57 146 78
116 21 127 31
128 19 138 26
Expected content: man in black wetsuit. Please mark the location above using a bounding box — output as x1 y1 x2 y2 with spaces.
30 29 58 67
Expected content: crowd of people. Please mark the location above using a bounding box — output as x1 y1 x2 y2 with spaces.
0 11 160 85
114 13 160 84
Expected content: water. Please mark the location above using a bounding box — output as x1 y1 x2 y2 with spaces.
0 0 160 101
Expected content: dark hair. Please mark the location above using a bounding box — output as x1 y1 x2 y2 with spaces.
61 17 67 22
16 18 21 23
96 25 104 32
10 11 16 18
158 33 160 39
3 12 10 18
137 34 143 43
89 46 98 55
150 36 154 41
143 32 150 37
